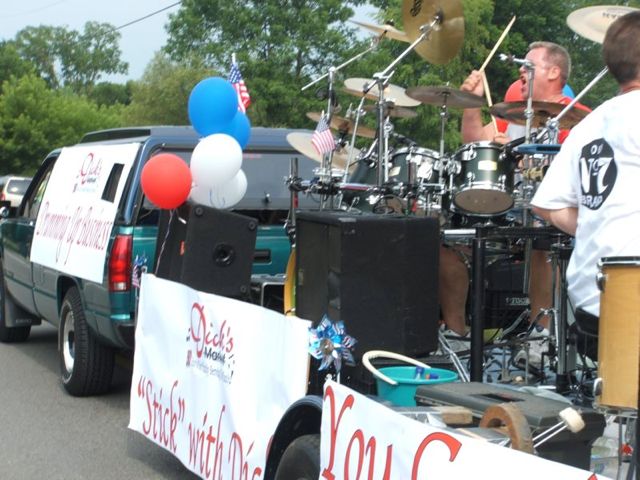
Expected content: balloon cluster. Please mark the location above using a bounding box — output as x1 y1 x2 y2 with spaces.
141 76 252 210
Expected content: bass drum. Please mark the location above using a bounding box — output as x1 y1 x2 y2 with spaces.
450 141 514 216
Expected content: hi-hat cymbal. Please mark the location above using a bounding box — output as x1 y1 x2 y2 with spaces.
306 111 376 139
363 104 418 119
489 101 590 130
343 77 421 107
402 0 464 64
405 85 485 108
349 20 411 43
567 5 638 44
286 132 360 171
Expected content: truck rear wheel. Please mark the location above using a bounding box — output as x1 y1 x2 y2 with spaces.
274 434 320 480
0 262 31 343
59 287 115 396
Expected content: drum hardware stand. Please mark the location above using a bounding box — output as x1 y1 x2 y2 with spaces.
362 15 443 188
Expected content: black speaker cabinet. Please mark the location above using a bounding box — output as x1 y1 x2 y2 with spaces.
295 211 440 392
155 204 257 298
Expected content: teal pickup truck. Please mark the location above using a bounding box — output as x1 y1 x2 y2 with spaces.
0 126 317 396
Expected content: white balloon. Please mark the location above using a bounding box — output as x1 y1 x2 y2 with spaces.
190 133 243 189
189 170 247 209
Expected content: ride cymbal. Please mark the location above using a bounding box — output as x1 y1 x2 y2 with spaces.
363 104 418 119
306 111 376 139
286 132 360 171
402 0 464 64
405 85 485 108
567 5 638 43
349 20 411 43
489 101 590 130
343 77 420 107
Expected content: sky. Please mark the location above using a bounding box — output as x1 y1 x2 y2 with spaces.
1 1 378 83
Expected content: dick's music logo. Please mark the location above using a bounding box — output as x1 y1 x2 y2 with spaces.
73 152 103 193
185 303 236 383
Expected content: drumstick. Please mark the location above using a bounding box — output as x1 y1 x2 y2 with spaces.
481 71 499 132
479 16 516 73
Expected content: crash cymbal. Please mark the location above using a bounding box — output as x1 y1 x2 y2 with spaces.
286 132 360 171
343 77 421 107
489 101 590 130
349 20 411 43
306 111 376 139
402 0 464 64
363 104 418 119
405 85 485 108
567 5 638 44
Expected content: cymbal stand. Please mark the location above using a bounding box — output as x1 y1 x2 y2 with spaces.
537 66 609 144
521 61 536 298
301 39 381 210
362 16 443 187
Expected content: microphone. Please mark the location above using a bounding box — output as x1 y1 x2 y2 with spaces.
391 132 416 145
498 53 533 68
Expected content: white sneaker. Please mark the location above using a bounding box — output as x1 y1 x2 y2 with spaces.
514 327 550 369
439 328 470 354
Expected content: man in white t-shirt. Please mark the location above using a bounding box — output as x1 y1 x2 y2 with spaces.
532 11 640 358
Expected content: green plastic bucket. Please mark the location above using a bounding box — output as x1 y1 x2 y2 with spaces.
376 366 458 406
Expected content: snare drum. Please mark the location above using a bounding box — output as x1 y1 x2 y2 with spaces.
450 141 514 216
596 257 640 411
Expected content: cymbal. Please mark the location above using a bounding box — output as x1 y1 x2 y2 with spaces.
405 85 485 108
489 101 590 130
286 132 360 171
567 5 638 43
306 111 376 139
402 0 464 64
349 20 411 43
343 77 421 107
363 104 418 119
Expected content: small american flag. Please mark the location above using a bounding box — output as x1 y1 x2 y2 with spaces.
311 114 336 156
229 60 251 113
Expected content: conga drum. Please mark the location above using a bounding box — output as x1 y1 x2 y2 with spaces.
596 257 640 411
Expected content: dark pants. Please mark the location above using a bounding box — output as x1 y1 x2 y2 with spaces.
569 308 599 361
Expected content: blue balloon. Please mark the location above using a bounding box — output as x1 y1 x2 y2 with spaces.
221 111 252 149
188 77 238 136
562 84 575 99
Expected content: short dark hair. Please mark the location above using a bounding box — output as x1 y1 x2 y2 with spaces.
603 11 640 85
529 41 571 84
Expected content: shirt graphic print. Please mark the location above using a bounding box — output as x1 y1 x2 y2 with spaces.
579 138 617 210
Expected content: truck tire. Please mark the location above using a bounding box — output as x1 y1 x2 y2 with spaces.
274 434 320 480
59 287 115 396
0 263 31 343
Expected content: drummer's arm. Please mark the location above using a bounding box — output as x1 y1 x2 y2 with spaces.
461 108 493 142
532 206 577 236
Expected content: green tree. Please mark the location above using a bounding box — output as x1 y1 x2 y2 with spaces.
14 22 128 94
89 81 134 107
123 53 212 126
0 75 123 174
0 41 35 86
164 0 368 128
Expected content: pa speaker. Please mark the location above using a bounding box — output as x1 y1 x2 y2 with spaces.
155 204 257 298
295 211 440 392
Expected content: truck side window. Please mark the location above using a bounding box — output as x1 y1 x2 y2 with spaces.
23 166 54 221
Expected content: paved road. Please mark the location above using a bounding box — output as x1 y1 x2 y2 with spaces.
0 323 199 479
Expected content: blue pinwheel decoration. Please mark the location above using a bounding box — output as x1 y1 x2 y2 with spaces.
308 315 357 373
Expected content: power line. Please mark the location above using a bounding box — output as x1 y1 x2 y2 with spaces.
114 1 182 31
5 0 69 19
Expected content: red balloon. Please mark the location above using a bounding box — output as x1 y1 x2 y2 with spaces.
141 153 192 209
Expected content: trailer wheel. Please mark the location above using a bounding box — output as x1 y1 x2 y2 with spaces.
59 287 115 396
274 434 320 480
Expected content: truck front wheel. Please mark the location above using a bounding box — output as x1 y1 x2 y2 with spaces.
59 287 115 396
274 434 320 480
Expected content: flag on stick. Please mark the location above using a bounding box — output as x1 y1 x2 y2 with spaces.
229 57 251 112
311 113 336 156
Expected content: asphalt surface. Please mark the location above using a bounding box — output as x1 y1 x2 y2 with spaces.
0 323 199 479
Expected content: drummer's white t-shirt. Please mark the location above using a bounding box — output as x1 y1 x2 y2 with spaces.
532 90 640 316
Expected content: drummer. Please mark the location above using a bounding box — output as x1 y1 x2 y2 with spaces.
439 41 589 367
531 11 640 360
